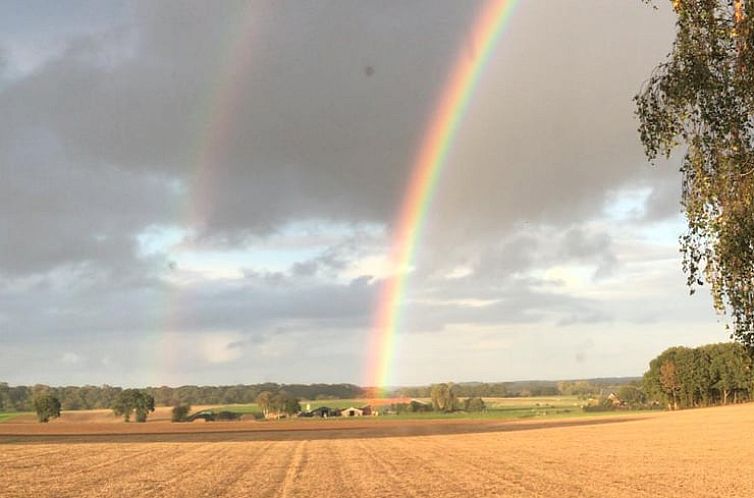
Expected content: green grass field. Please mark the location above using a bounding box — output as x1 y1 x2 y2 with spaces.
0 412 26 423
209 396 627 421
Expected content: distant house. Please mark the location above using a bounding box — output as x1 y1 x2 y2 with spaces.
341 407 363 417
607 393 623 407
360 405 372 416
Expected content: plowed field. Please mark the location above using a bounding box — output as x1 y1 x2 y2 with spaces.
3 404 754 497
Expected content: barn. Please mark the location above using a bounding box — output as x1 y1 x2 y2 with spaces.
311 406 338 417
341 407 363 417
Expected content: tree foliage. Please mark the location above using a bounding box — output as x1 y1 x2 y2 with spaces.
636 0 754 344
171 403 191 422
616 384 647 408
271 392 301 416
463 396 486 412
255 391 273 417
643 342 752 408
254 390 300 417
112 389 155 422
33 394 61 423
430 383 458 412
557 380 602 398
0 383 364 413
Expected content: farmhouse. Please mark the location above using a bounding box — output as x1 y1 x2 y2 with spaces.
607 393 623 407
341 407 363 417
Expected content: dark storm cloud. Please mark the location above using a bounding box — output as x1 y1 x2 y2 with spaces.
1 0 486 250
3 1 678 254
422 1 678 249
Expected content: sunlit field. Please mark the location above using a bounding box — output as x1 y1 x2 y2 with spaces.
3 403 754 497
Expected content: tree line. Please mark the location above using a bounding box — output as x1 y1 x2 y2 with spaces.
395 378 638 399
0 382 362 412
397 382 560 399
643 342 753 410
0 377 646 415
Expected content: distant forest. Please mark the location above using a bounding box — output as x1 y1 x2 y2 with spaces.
0 378 638 412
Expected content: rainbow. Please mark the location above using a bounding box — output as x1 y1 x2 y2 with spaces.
156 3 258 385
188 3 258 230
363 0 519 395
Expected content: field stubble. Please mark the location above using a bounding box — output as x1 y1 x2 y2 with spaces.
3 403 754 497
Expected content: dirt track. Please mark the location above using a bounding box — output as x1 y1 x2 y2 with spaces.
3 404 754 497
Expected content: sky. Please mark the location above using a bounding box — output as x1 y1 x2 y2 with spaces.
0 0 729 387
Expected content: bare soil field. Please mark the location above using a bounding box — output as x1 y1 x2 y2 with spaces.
2 403 754 497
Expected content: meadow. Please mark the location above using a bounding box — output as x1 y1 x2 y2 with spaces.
211 395 594 420
2 403 754 497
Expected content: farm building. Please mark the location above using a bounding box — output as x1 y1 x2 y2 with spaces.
607 393 623 407
299 406 339 418
341 407 363 417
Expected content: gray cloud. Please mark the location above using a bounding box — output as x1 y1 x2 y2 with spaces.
0 1 724 386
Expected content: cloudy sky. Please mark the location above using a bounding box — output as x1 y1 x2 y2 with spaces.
0 0 727 387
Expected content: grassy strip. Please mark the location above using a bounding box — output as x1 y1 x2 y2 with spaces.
0 412 28 423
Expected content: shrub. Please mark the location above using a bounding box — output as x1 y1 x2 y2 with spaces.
216 411 241 421
33 394 61 423
409 400 432 412
112 389 155 422
582 397 615 413
464 397 486 412
171 403 191 422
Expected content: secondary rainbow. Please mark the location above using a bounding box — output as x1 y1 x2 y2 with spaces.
156 3 258 385
363 0 519 394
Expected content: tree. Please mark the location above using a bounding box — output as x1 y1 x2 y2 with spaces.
171 403 191 422
636 0 754 345
464 397 486 412
430 383 458 412
112 389 155 422
33 394 61 423
660 361 682 410
255 391 273 418
271 392 300 416
617 384 647 408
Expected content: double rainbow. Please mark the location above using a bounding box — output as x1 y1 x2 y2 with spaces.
363 0 519 394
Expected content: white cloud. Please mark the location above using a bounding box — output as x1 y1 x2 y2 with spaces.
199 333 242 364
60 352 82 365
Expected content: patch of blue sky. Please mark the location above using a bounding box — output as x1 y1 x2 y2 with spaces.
179 246 321 274
137 225 189 257
602 186 652 222
636 215 685 247
137 220 385 275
